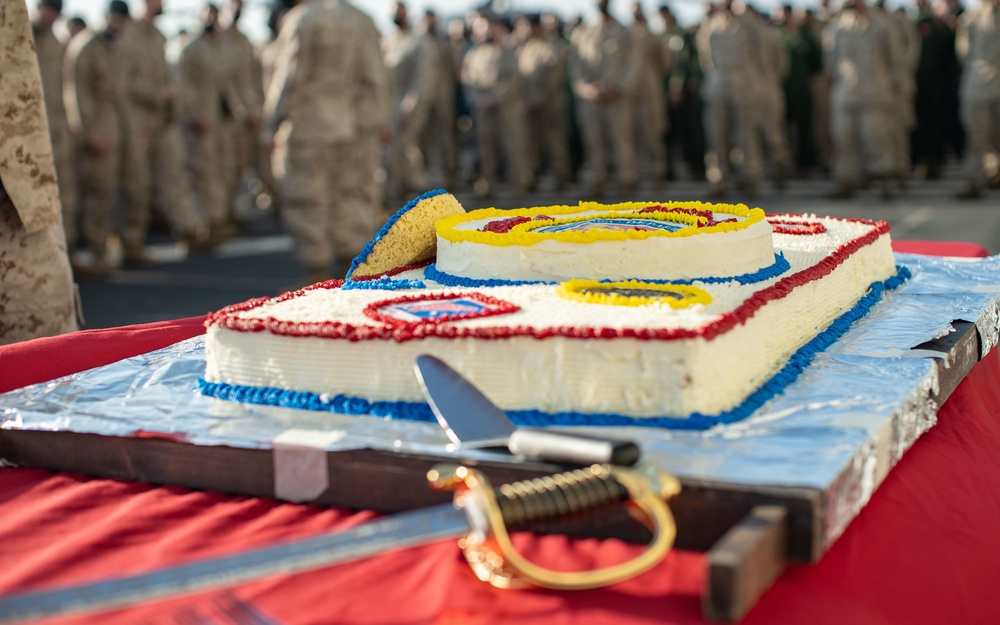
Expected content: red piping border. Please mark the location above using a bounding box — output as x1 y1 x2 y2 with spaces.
207 219 891 344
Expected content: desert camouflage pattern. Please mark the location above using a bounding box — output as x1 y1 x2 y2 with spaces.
958 3 1000 188
824 10 898 183
179 30 238 228
383 29 437 196
518 36 570 184
0 1 78 345
571 17 638 189
697 9 766 188
463 38 532 193
123 20 203 238
64 29 145 253
265 0 388 270
630 21 669 181
32 22 78 245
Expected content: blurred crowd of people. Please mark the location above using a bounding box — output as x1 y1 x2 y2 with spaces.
28 0 1000 281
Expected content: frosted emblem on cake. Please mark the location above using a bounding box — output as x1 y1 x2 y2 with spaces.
201 191 907 430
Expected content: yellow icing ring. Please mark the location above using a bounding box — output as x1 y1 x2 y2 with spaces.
557 279 713 308
435 201 764 247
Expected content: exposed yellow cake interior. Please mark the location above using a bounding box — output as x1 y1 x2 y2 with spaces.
349 192 465 278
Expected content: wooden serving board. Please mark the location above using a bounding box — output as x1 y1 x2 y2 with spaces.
0 321 980 564
0 321 982 622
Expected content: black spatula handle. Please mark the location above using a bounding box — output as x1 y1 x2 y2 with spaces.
507 429 641 466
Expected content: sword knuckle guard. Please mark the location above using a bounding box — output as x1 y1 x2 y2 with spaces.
427 463 680 591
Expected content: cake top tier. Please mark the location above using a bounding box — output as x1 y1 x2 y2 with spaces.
434 201 776 283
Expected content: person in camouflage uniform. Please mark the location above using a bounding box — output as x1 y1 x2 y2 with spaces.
571 0 638 196
64 0 138 271
122 0 207 254
629 3 671 187
955 0 1000 199
659 4 706 181
31 0 78 249
219 0 263 217
824 0 902 199
697 0 766 196
343 0 392 220
516 13 571 190
383 2 436 200
462 15 533 198
263 0 389 282
749 6 791 189
1 0 79 345
419 10 460 189
178 4 244 245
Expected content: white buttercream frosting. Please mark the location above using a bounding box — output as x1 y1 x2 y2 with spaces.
204 215 897 418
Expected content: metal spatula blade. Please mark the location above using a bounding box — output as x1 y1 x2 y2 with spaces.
414 355 640 466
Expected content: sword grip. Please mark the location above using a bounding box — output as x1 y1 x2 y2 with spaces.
428 463 680 590
493 465 629 530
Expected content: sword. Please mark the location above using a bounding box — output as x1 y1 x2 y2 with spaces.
0 463 680 624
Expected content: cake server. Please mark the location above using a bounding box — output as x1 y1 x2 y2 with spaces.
414 354 641 466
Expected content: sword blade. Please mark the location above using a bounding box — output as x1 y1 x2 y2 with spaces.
0 503 469 624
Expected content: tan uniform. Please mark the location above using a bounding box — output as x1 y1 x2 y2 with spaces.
957 3 1000 190
629 22 669 182
420 33 460 187
178 30 242 230
264 0 388 272
571 17 637 191
824 10 900 185
122 20 203 239
32 23 78 246
755 20 791 175
345 2 391 218
462 39 532 194
64 29 139 256
220 26 263 209
383 29 436 197
1 0 79 345
878 9 918 178
697 10 766 190
518 36 570 185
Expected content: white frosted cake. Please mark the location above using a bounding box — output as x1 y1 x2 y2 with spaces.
202 192 904 428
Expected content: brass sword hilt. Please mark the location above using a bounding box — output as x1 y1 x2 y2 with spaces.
427 463 681 590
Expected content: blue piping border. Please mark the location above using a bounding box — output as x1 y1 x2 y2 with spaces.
199 265 911 431
346 189 448 279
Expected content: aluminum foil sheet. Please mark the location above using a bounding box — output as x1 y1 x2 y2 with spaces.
3 253 1000 547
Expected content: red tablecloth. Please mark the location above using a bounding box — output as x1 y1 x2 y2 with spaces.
1 242 998 625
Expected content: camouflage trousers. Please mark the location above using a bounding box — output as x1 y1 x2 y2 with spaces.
420 91 459 185
184 123 228 229
387 109 430 198
962 96 1000 188
704 89 762 186
50 119 78 246
273 141 381 271
473 103 533 192
632 88 667 181
77 137 148 254
757 89 791 169
577 99 636 189
123 117 204 238
0 186 79 346
830 100 893 184
526 98 571 183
